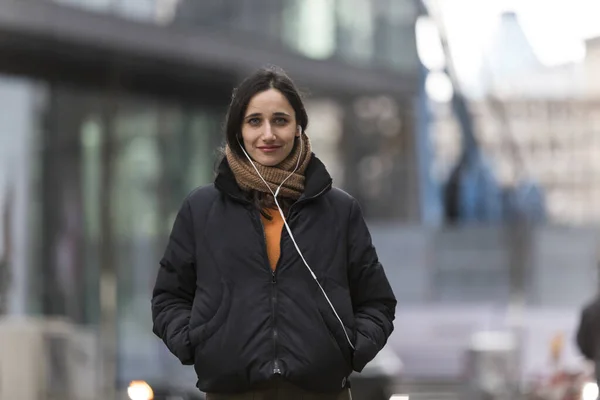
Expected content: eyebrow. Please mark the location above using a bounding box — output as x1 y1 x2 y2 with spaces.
245 112 291 119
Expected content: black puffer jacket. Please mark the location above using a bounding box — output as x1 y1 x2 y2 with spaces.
151 155 397 393
577 295 600 361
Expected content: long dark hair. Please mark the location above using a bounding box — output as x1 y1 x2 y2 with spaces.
224 65 309 218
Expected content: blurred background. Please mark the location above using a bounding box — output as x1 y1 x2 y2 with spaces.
0 0 599 399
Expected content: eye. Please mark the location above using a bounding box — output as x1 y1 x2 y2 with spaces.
273 117 288 126
247 117 261 126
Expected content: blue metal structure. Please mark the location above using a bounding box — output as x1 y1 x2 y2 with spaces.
443 92 504 223
414 0 546 224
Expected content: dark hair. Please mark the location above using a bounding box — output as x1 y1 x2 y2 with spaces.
223 65 309 217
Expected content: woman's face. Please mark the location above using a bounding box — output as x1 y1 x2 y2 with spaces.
240 88 299 167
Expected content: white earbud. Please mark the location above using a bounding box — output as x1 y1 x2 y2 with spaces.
237 133 354 351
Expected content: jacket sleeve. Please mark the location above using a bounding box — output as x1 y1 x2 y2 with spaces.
347 199 397 372
152 198 197 365
576 305 595 361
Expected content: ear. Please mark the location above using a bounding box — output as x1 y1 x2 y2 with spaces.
296 125 302 137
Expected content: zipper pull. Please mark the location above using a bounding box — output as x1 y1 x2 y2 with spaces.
272 273 276 283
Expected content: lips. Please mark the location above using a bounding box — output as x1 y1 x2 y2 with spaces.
257 146 281 153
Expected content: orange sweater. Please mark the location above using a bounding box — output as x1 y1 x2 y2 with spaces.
260 210 284 271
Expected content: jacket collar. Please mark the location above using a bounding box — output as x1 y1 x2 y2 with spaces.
214 153 333 203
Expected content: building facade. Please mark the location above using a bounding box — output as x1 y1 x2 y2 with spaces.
0 0 423 392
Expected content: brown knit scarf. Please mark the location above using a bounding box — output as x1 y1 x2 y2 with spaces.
225 133 312 200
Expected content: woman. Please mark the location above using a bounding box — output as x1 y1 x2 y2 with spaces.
152 66 397 399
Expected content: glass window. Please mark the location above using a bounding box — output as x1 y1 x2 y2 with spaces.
304 99 344 186
112 98 164 378
375 0 419 71
115 0 156 22
37 86 105 324
283 0 337 60
52 0 114 14
0 76 44 316
110 95 221 384
80 115 103 325
335 0 375 65
0 75 222 385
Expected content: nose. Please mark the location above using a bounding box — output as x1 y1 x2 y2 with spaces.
263 121 275 140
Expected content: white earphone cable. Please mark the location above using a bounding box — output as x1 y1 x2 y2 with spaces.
238 131 355 350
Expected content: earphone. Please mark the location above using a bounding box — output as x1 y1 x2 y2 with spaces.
237 126 355 351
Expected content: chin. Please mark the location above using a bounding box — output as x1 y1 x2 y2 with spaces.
249 152 285 167
255 157 282 167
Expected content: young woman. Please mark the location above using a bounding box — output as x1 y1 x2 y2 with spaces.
152 66 397 399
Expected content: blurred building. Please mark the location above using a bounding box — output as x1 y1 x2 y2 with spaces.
428 11 600 225
432 99 600 224
0 0 423 393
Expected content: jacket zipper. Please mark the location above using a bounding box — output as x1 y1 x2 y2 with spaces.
271 269 280 374
268 184 331 374
247 186 331 376
267 190 330 375
256 211 281 375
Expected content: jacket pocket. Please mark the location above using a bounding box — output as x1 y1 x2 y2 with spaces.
189 283 232 349
315 293 355 369
317 312 352 368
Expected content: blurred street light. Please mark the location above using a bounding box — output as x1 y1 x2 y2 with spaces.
425 72 454 103
127 380 154 400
